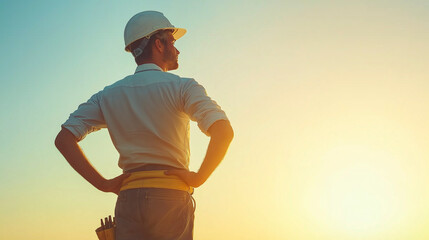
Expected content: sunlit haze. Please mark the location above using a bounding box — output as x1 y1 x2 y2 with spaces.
1 1 428 239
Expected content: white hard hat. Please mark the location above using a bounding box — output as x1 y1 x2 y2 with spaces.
124 11 186 52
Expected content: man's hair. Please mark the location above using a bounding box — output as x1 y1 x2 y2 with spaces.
128 29 172 65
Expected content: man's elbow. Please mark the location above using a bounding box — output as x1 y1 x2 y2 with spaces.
55 128 77 150
224 124 234 142
54 131 65 151
208 120 234 142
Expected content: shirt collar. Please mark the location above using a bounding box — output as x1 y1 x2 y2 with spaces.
135 63 163 74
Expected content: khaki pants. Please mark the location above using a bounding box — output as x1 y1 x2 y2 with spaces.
115 188 195 240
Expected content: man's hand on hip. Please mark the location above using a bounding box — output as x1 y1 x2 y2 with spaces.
99 174 131 195
164 170 204 188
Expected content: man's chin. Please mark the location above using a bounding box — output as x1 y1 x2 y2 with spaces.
167 63 179 71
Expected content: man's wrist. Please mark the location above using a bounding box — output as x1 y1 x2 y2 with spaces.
195 171 208 187
93 177 108 192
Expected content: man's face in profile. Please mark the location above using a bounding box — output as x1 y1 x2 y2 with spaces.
162 32 180 71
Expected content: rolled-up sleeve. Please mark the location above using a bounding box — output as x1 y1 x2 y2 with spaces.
182 79 228 136
61 92 106 141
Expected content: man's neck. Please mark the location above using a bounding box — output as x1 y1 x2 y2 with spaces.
140 60 167 72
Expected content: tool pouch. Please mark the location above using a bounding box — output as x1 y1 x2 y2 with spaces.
96 227 115 240
95 215 116 240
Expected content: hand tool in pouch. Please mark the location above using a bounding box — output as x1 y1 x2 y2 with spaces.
95 215 116 240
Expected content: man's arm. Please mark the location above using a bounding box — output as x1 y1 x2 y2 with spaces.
54 127 129 194
165 120 234 187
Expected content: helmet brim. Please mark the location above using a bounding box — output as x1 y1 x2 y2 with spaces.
172 28 186 40
125 27 187 52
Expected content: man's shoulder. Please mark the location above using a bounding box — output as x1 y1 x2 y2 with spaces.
100 75 134 91
100 72 196 92
163 71 194 83
159 72 200 90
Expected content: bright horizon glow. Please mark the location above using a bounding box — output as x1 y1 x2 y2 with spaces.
303 145 405 236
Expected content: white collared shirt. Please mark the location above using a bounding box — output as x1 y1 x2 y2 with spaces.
62 63 228 171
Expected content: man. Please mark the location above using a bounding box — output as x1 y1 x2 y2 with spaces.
55 11 233 240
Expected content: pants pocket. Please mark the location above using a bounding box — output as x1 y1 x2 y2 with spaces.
144 189 194 239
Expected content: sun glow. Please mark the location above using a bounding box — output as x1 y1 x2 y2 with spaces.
302 145 406 236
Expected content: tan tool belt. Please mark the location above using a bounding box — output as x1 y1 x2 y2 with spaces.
120 170 193 194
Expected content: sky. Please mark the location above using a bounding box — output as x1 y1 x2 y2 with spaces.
1 0 428 239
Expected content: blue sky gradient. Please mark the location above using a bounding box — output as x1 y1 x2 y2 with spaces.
1 1 429 239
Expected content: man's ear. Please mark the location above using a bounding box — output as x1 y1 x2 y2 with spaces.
154 38 164 53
